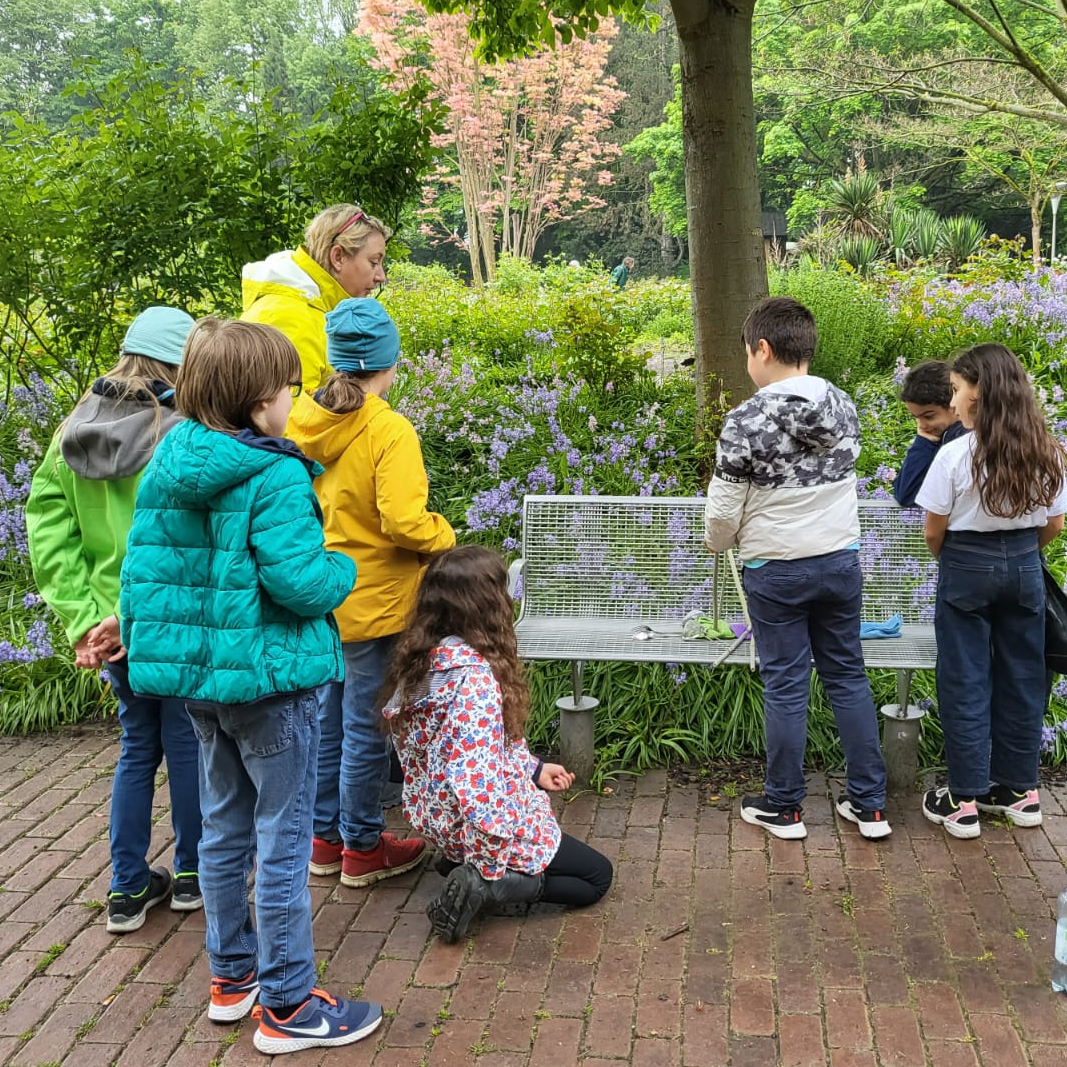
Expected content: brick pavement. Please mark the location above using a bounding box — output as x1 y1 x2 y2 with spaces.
3 721 1067 1065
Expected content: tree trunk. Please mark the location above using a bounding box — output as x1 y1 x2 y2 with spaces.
672 0 766 430
1031 199 1043 267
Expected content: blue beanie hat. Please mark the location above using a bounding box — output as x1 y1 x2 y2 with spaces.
325 298 400 373
120 307 196 366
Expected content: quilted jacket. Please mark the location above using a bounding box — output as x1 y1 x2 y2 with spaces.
120 419 355 703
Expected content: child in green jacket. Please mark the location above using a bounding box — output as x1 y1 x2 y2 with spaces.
26 306 202 934
120 318 382 1055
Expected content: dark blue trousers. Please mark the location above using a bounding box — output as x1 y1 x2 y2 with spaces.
935 529 1045 796
743 550 887 810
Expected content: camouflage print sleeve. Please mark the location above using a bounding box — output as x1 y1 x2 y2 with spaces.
714 408 752 483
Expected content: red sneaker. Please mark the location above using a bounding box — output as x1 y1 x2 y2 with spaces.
310 837 343 876
341 832 427 888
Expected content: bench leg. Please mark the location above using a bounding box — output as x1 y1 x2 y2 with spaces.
557 661 598 787
880 669 926 795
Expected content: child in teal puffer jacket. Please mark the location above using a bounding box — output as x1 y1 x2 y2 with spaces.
120 317 383 1056
26 306 202 935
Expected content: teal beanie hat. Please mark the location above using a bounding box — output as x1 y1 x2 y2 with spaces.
325 298 401 373
120 306 196 366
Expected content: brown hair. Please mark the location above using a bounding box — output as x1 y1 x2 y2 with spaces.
952 343 1065 518
303 203 393 273
70 354 181 440
741 296 817 367
176 318 299 434
316 369 378 415
383 546 529 742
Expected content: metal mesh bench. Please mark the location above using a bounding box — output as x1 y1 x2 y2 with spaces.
512 495 937 782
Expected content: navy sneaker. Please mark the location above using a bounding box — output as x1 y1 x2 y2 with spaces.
106 867 172 933
209 970 260 1023
739 794 806 840
253 989 383 1055
170 872 203 912
835 794 892 839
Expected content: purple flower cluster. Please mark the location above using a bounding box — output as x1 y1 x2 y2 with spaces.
0 619 53 664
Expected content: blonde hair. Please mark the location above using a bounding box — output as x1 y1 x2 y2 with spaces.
70 354 181 440
316 369 378 415
176 319 300 434
303 203 393 271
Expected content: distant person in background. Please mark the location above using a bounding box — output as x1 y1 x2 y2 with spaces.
241 204 390 393
892 361 967 507
610 255 635 289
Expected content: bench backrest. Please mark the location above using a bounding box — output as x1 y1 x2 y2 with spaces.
517 495 937 627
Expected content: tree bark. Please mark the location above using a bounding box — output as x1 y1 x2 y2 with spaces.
672 0 766 426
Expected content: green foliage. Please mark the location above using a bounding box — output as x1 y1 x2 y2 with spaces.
0 56 442 391
624 70 686 238
769 266 898 385
938 215 987 270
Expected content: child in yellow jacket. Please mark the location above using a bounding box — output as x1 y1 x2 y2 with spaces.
287 298 456 887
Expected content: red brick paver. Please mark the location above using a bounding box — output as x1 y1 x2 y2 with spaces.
3 723 1067 1064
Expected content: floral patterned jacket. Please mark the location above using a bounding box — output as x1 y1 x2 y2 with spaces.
383 637 561 879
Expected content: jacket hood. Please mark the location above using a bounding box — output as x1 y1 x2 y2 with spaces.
60 378 182 480
756 377 855 452
240 247 347 314
286 391 390 466
241 249 320 304
381 638 483 721
153 419 316 506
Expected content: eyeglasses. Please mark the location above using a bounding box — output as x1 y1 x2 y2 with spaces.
289 381 303 399
329 209 366 247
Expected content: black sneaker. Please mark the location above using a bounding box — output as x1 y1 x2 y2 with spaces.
739 794 807 840
107 867 173 933
170 872 203 912
975 784 1042 827
922 786 979 839
835 793 892 839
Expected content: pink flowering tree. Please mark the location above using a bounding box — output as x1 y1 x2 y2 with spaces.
359 0 625 284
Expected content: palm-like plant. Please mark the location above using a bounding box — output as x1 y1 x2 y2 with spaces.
939 215 986 270
887 209 916 268
911 209 942 261
838 234 883 275
825 173 884 238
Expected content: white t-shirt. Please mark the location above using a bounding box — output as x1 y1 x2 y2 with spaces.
916 433 1067 531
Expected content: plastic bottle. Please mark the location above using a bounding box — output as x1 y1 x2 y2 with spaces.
1053 886 1067 992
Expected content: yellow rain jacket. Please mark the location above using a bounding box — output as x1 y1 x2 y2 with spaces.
287 391 455 641
240 247 349 392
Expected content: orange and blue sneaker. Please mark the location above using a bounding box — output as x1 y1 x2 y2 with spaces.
209 970 260 1023
252 988 383 1055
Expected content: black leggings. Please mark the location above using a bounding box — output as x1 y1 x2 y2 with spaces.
541 832 613 907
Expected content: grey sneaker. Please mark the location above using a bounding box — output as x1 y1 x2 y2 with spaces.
107 867 172 933
170 872 203 911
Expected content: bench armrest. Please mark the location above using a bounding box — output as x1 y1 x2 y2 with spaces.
507 559 524 599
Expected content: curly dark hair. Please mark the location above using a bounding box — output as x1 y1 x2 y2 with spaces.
383 545 529 741
952 343 1065 518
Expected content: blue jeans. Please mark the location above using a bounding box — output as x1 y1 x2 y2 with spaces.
106 658 201 895
185 686 326 1009
743 550 887 810
314 637 395 850
935 529 1045 796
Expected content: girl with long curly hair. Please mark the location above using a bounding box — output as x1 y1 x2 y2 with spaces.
382 545 613 943
917 343 1067 838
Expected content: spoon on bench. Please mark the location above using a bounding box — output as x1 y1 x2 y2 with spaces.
630 624 677 640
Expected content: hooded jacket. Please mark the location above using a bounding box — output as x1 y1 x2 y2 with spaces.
119 419 355 704
26 380 182 644
704 375 862 561
287 391 455 642
240 247 349 392
383 638 561 879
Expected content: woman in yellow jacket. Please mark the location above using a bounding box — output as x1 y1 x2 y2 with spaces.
241 204 389 393
288 298 456 888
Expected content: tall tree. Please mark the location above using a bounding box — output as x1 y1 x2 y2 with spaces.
416 0 766 412
359 0 625 284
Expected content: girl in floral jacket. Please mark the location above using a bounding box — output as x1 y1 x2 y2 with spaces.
383 545 613 943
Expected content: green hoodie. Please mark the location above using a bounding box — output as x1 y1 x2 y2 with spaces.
26 380 183 644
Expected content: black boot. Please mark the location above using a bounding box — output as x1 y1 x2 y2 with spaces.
426 864 544 943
